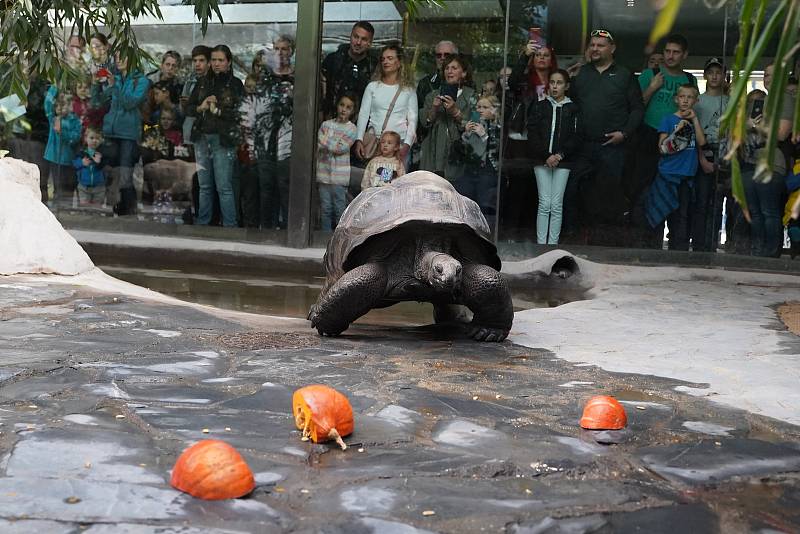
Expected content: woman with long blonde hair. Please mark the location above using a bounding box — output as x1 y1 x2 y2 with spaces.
354 44 418 166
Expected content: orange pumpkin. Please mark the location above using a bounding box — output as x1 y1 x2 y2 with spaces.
170 439 255 500
292 385 354 450
580 395 627 430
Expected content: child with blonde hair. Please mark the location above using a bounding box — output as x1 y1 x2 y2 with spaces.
457 94 502 227
361 130 406 190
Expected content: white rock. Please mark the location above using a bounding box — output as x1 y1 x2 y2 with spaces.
0 157 39 197
0 157 94 275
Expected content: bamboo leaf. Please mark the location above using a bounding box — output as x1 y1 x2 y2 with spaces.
580 0 588 53
721 0 787 135
647 0 684 52
757 0 799 182
730 158 750 222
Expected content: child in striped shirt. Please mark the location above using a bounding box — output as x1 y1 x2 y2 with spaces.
317 93 358 231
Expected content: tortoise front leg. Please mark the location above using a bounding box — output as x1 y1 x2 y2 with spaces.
460 264 513 342
308 263 388 336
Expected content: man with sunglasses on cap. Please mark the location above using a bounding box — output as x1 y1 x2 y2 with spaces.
570 29 644 230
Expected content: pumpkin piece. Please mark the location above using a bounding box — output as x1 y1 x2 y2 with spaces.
292 385 354 450
170 439 255 500
580 395 627 430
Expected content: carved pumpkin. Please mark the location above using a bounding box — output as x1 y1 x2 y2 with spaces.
292 385 354 450
580 395 627 430
170 439 255 500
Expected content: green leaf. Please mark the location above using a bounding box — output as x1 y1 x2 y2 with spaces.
647 0 684 52
580 0 588 53
730 157 749 221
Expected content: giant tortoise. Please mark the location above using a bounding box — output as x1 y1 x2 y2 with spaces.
308 171 513 341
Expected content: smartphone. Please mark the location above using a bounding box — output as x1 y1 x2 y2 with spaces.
750 99 764 119
469 110 481 123
651 67 660 76
751 99 764 118
528 27 545 49
439 83 458 100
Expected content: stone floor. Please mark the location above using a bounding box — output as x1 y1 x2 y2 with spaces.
0 273 799 533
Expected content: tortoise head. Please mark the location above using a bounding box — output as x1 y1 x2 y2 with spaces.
420 252 462 292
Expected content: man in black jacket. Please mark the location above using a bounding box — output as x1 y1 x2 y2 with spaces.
320 21 377 119
570 29 644 229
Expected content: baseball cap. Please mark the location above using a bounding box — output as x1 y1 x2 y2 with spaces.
704 57 724 71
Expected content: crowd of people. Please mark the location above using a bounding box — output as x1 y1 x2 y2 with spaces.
8 23 800 256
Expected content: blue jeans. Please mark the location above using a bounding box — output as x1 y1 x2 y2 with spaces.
195 134 237 227
742 167 786 257
104 138 140 211
318 183 347 232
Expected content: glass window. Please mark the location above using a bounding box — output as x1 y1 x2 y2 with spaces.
22 4 299 243
6 1 792 260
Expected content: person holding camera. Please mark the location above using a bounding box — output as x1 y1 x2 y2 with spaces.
456 95 502 229
419 54 475 181
738 64 795 257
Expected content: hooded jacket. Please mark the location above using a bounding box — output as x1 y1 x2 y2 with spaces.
72 149 106 187
527 95 581 165
99 71 150 141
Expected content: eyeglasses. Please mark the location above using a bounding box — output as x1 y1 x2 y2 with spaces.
435 53 452 58
591 29 614 41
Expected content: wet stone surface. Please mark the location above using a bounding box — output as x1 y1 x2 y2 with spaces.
0 282 798 533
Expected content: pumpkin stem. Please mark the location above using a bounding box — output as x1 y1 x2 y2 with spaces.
328 428 347 450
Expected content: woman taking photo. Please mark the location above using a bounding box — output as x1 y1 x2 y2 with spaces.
419 54 475 180
503 41 558 232
509 42 558 103
354 45 417 169
98 51 150 215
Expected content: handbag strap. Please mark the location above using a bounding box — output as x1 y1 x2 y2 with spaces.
380 85 403 133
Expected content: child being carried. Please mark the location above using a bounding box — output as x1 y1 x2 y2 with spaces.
361 130 406 190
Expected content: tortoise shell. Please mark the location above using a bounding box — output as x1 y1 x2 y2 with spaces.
323 171 500 284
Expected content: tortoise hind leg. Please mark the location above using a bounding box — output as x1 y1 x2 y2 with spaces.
460 264 513 342
308 263 388 336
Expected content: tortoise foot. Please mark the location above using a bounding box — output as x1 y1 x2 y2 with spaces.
467 323 509 342
308 305 346 337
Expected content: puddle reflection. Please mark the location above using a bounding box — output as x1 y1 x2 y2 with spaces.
102 266 560 326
